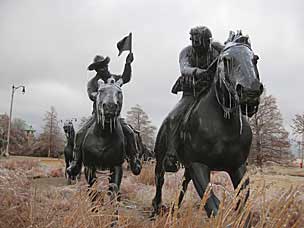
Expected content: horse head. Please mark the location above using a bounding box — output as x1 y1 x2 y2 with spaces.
95 77 123 130
63 121 74 140
215 31 263 118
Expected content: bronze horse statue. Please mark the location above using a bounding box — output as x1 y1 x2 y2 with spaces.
152 32 263 217
63 120 80 184
82 77 128 196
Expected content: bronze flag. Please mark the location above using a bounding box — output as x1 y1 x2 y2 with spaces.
117 33 132 56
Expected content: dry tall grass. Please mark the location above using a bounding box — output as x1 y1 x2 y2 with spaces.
135 161 155 186
0 158 303 228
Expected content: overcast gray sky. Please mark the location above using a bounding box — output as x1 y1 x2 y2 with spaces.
0 0 303 135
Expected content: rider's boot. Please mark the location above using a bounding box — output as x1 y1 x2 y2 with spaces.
128 142 142 176
121 120 142 175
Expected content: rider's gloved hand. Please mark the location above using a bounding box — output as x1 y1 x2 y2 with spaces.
126 52 134 64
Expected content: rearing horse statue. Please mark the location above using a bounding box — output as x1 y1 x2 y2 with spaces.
152 32 264 217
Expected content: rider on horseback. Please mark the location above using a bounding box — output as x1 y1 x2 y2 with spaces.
164 26 224 172
67 53 141 176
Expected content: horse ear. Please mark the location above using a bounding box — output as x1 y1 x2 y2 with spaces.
225 31 235 44
237 30 243 36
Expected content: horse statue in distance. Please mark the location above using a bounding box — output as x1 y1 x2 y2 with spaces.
63 120 80 184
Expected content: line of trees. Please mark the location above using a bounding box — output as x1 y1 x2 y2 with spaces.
0 95 303 165
0 106 64 158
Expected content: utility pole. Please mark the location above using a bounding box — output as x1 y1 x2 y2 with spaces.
5 85 25 157
48 113 53 157
301 133 304 168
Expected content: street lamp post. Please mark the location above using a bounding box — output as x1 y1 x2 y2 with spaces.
5 85 25 157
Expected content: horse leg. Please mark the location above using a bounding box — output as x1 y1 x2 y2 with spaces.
84 166 99 204
106 166 122 227
109 165 123 201
189 162 220 217
152 161 165 216
177 168 191 208
84 166 97 187
228 164 251 227
228 164 249 209
64 154 72 184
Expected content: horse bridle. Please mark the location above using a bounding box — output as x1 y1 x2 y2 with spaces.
214 43 252 118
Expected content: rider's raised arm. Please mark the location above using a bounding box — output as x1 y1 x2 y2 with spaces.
121 52 134 85
121 63 131 85
87 77 98 101
179 46 197 76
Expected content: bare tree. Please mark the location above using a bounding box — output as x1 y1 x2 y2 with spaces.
291 113 304 164
12 118 27 130
34 106 64 157
126 104 157 151
249 93 291 165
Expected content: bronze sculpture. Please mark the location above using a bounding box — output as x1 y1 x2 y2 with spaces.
63 120 80 184
164 26 224 172
152 30 263 217
67 53 141 178
81 77 126 192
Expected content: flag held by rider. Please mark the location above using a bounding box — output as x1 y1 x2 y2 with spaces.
117 33 132 56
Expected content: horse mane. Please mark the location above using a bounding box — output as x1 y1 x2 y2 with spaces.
224 30 251 48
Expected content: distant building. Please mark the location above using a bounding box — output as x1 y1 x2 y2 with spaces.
24 125 35 144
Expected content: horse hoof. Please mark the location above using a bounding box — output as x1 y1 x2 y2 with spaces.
131 160 142 175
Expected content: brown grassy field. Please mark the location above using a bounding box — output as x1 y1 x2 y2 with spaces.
0 156 303 228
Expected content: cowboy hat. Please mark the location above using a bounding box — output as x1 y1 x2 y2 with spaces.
87 55 110 71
